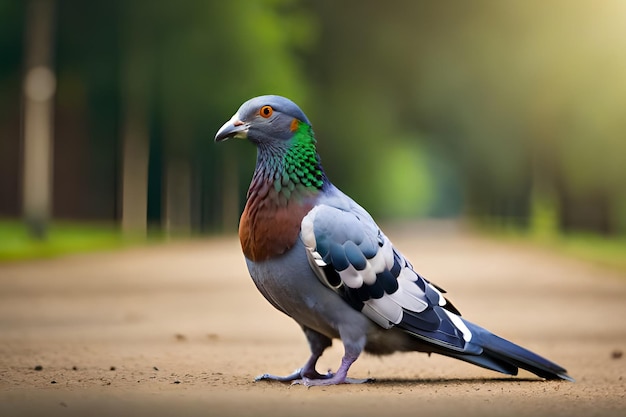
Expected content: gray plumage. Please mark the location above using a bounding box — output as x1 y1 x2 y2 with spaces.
215 95 572 386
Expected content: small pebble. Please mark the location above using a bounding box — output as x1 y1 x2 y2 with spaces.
611 349 623 359
72 366 78 371
110 366 116 371
173 380 181 384
34 365 43 371
51 380 57 384
153 366 159 371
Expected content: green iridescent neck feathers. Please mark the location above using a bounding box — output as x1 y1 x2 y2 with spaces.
254 121 325 198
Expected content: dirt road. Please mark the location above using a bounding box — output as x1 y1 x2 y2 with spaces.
1 223 625 416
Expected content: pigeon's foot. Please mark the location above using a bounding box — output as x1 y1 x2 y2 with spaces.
292 375 373 387
290 348 370 386
255 368 333 383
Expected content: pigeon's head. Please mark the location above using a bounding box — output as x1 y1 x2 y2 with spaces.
214 95 311 145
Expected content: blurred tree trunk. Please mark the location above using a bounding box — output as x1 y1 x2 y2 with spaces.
556 183 613 235
221 146 240 232
21 0 56 239
613 193 626 235
120 104 149 234
120 5 149 235
529 156 559 236
164 158 191 235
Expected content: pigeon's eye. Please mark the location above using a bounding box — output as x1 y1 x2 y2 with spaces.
259 105 273 118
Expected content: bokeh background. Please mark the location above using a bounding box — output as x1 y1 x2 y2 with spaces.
1 0 625 264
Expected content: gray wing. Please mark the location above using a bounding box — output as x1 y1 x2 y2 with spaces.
301 204 475 352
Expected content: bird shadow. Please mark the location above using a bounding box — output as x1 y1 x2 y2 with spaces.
254 376 549 387
369 376 545 386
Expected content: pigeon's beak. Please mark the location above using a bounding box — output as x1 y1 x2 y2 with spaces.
215 113 249 142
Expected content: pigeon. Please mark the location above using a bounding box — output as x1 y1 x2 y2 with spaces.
214 95 573 386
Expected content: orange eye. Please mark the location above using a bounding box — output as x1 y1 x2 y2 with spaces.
259 105 273 118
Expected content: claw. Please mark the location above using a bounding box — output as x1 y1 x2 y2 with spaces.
255 368 335 383
255 368 303 383
292 376 373 387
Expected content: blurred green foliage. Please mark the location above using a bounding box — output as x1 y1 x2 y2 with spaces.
307 0 626 235
1 0 625 244
0 220 134 261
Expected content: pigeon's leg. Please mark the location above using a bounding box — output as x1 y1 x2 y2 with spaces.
255 327 332 382
297 330 371 386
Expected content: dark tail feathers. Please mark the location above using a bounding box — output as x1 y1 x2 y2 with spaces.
447 320 573 382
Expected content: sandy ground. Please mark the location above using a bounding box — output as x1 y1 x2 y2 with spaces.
0 222 625 417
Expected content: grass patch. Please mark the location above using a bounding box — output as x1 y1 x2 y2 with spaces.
479 223 626 273
548 234 626 272
0 219 149 262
